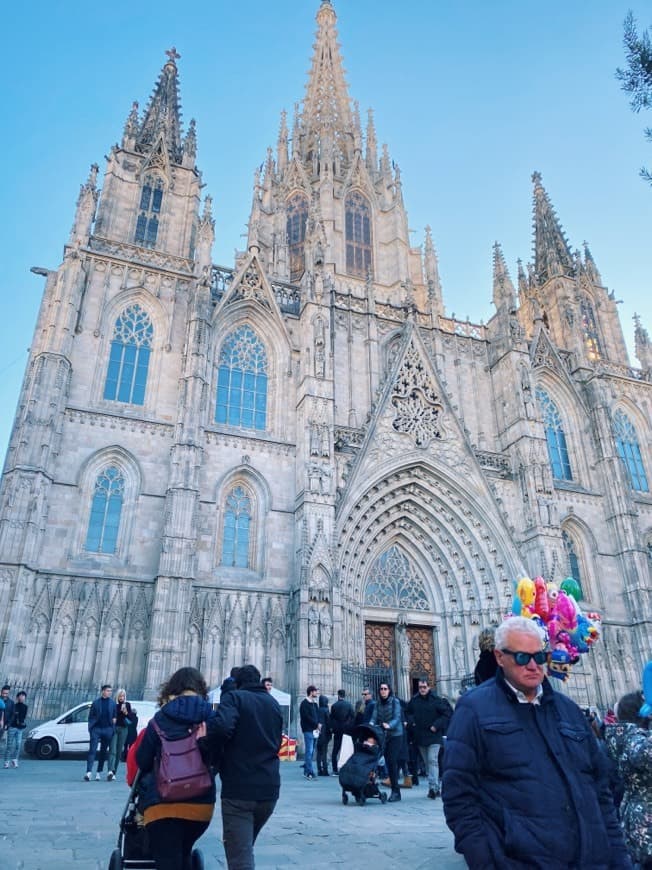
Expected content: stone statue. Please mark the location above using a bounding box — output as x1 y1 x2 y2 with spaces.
308 602 320 647
314 319 326 378
453 638 465 673
309 423 320 457
319 605 332 648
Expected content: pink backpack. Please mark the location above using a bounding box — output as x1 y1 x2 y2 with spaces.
151 719 212 802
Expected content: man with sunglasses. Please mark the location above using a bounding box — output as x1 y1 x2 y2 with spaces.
442 617 631 869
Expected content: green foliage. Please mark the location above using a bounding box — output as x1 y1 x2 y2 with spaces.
616 11 652 183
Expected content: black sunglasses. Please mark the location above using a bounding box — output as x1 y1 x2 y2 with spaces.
501 649 547 666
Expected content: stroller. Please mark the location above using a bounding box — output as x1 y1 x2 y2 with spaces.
108 772 205 869
338 723 388 806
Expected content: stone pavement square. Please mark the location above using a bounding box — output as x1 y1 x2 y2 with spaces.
0 758 466 869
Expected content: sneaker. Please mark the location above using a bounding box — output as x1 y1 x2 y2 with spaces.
3 762 9 769
11 760 18 768
427 787 440 799
95 773 101 781
84 772 91 781
107 771 115 781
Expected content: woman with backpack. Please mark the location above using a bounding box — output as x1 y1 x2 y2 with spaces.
136 667 216 870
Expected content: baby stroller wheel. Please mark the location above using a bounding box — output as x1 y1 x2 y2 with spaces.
341 791 349 805
355 794 366 806
191 849 205 870
108 848 122 870
379 791 388 804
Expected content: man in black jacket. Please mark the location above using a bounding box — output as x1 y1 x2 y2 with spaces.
202 664 283 870
406 676 452 799
329 689 354 774
299 685 320 779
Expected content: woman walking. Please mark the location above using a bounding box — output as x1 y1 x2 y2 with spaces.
370 682 404 802
107 688 131 781
136 667 216 870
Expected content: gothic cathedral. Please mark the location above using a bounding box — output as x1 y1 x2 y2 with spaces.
0 1 650 708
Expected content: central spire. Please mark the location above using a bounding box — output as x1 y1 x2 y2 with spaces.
136 48 183 163
298 0 355 172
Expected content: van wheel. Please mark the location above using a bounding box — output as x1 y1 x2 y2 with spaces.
35 737 59 760
108 848 122 870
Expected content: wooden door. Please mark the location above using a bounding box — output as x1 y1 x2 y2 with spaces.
407 625 436 690
365 622 395 671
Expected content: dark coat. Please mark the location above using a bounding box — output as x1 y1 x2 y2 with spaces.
370 693 403 737
2 697 15 731
330 698 355 734
202 682 282 802
406 691 452 747
317 696 331 745
299 697 320 733
88 696 117 733
136 695 217 813
442 669 632 870
338 740 380 792
474 650 498 685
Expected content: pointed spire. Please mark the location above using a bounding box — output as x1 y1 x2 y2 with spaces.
300 0 354 172
291 102 301 157
352 100 362 152
583 241 602 285
122 101 139 150
136 48 183 163
424 226 444 316
492 242 516 310
365 108 378 173
69 164 99 246
196 195 215 272
517 258 528 297
634 313 652 371
277 109 289 173
531 171 574 284
183 118 197 161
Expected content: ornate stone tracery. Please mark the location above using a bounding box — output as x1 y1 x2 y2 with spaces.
364 545 429 610
391 341 444 447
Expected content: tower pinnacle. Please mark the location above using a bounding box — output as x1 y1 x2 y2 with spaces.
531 171 573 284
136 48 184 163
492 242 516 310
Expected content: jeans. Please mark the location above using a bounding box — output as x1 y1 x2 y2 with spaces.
5 727 23 761
419 743 441 791
302 731 316 776
221 797 276 870
86 726 113 773
146 817 210 870
108 725 128 773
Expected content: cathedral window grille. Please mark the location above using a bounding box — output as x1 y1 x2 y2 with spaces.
536 387 572 481
287 193 309 283
85 466 125 554
561 530 583 598
134 175 164 248
345 191 372 278
215 326 268 430
613 410 649 492
104 304 153 405
364 545 429 611
580 298 602 361
221 485 252 568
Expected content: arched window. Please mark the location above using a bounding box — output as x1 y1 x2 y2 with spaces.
345 191 372 278
286 193 308 283
580 297 602 361
364 545 429 610
85 466 124 554
104 304 153 405
613 410 649 492
536 387 572 481
221 485 252 568
135 175 164 248
215 326 267 430
561 529 583 598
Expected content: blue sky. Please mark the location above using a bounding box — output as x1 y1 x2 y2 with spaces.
2 1 651 463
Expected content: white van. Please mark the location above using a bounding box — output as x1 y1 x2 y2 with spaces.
24 700 158 760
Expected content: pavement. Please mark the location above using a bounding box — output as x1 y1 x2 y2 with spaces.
0 755 466 870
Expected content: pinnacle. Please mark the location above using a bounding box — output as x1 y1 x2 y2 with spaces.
531 171 573 284
136 49 185 164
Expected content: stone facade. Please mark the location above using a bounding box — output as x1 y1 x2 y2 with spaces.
0 3 650 708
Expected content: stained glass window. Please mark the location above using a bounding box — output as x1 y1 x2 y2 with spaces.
561 530 583 598
85 466 124 554
221 485 252 568
345 191 372 278
364 545 429 610
536 387 572 481
287 193 308 283
104 305 153 405
613 410 649 492
215 326 267 430
135 175 164 248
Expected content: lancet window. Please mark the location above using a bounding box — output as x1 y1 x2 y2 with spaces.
215 326 268 430
561 529 583 598
135 175 164 248
221 485 252 568
364 545 429 611
613 410 649 492
580 298 602 361
287 193 309 283
85 466 124 554
536 387 572 481
104 304 153 405
345 191 372 278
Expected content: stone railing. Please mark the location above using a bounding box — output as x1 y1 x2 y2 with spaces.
473 449 512 477
88 237 194 274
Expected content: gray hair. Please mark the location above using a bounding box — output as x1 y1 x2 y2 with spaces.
494 617 545 650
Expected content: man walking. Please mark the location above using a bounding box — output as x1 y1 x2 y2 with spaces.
84 684 116 781
200 664 282 870
442 617 632 868
329 689 354 775
406 676 452 799
4 690 27 768
1 685 14 749
299 685 320 780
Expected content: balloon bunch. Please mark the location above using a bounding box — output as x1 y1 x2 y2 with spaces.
510 576 601 681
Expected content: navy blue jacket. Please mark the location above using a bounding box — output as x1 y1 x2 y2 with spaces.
88 696 117 733
202 682 282 802
442 669 632 869
136 695 217 812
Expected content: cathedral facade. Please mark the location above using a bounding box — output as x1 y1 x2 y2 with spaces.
0 1 650 709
